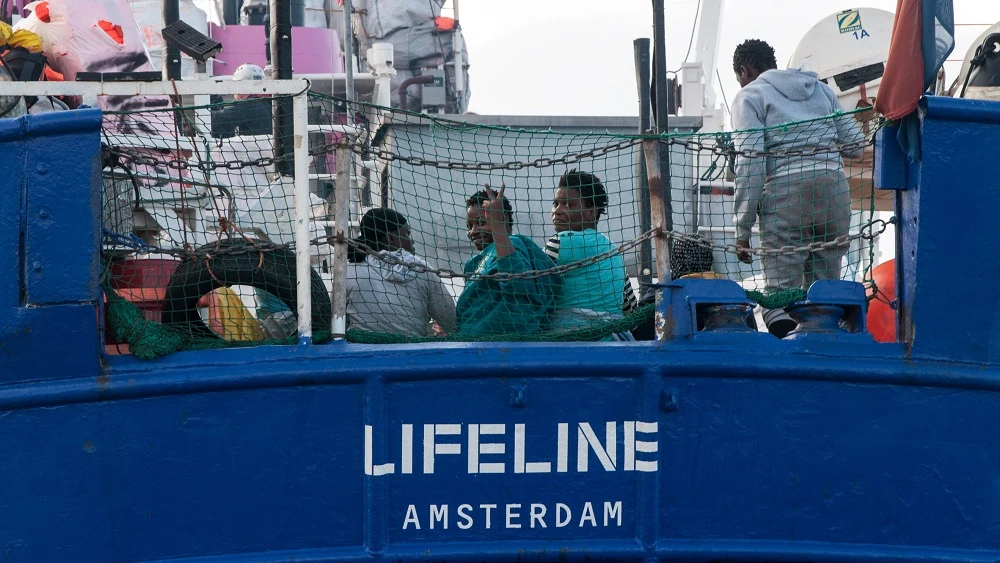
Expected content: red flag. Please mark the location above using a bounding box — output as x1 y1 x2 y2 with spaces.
875 0 954 120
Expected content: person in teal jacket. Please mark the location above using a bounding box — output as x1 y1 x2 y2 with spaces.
545 169 635 339
457 186 560 337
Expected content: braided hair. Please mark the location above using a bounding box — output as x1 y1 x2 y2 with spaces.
732 39 777 75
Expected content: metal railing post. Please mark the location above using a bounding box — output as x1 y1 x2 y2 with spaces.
633 38 654 286
293 91 313 344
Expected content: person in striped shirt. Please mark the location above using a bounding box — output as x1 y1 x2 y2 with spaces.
545 170 636 338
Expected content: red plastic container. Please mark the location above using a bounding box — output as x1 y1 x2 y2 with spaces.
107 257 180 324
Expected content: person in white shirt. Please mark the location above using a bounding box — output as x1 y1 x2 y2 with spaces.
730 39 863 336
346 208 456 337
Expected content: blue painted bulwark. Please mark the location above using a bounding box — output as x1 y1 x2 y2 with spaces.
23 112 104 305
2 101 1000 562
0 116 24 311
873 124 913 191
898 97 1000 361
0 110 103 379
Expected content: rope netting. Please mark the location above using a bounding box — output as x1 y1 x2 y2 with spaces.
99 92 885 357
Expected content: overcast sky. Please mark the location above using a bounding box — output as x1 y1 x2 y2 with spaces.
457 0 1000 117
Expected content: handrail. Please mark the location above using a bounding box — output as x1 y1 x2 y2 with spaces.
0 79 310 97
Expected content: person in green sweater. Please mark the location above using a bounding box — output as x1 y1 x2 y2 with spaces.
456 186 560 337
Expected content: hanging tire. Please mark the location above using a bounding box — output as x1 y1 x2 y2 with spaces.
161 239 332 340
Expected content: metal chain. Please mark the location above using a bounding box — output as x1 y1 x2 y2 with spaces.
327 217 891 282
105 217 891 280
299 135 644 172
668 136 871 161
669 217 893 258
327 229 659 281
102 145 292 173
103 230 291 259
104 113 881 176
304 117 881 172
106 133 872 175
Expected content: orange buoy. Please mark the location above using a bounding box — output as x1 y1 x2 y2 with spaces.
867 259 896 342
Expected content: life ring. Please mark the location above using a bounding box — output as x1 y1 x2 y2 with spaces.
161 239 332 340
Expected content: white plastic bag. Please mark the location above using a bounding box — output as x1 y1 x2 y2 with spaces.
127 0 208 75
15 0 155 80
16 0 173 135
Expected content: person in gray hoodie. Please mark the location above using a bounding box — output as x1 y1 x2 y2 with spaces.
731 39 863 335
346 208 457 337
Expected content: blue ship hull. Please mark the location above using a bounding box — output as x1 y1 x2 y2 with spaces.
1 99 999 562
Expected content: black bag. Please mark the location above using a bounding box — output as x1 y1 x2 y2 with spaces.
0 46 47 82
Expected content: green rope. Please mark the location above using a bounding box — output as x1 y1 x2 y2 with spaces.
745 289 808 311
105 284 188 360
347 304 655 344
104 284 331 360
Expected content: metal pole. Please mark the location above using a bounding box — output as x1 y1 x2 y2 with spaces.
223 0 241 25
633 38 653 287
652 0 674 244
163 0 182 79
343 0 355 103
270 0 294 177
292 92 313 345
331 146 351 338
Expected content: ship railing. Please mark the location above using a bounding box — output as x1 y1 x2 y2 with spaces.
1 78 356 345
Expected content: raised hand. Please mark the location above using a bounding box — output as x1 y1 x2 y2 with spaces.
482 182 513 258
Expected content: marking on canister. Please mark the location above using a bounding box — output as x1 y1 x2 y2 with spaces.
837 10 862 33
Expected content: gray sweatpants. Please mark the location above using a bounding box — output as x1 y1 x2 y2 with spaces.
759 169 851 290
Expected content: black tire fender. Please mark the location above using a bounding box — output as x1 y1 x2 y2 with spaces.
161 239 332 339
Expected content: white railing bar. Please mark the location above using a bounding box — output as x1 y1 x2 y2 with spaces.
292 93 313 345
297 73 376 85
0 78 310 97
